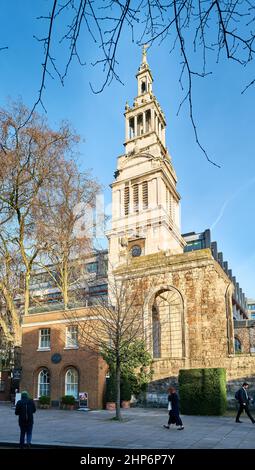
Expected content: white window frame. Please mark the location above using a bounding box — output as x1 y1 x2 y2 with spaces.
38 328 51 350
38 369 50 398
65 368 78 399
65 325 78 349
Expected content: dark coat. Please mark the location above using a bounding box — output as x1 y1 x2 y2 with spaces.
15 397 36 426
237 388 251 406
168 392 180 415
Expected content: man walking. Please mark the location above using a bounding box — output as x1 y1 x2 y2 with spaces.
15 391 36 448
235 382 255 424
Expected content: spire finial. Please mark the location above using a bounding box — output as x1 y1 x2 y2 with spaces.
142 44 149 64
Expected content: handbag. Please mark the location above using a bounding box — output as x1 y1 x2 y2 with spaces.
168 401 172 411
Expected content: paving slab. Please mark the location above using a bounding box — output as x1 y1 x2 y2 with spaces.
0 405 255 449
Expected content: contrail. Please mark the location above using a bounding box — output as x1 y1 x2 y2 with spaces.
210 177 255 230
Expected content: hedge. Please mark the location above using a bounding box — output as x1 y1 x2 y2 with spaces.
179 368 227 415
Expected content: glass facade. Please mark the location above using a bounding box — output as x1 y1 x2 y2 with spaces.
184 240 203 252
86 262 98 273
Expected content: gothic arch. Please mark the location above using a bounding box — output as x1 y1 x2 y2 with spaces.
144 285 186 359
60 364 80 398
225 283 235 354
33 366 51 398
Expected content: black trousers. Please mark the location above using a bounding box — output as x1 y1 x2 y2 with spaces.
168 410 183 427
236 404 255 423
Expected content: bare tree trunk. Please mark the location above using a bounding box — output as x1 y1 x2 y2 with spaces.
24 271 31 316
1 284 21 346
115 356 122 421
62 258 69 309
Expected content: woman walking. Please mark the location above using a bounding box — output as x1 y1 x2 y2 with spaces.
163 386 184 430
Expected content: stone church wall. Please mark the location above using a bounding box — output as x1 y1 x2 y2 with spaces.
116 248 255 408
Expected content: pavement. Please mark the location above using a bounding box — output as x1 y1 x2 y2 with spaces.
0 404 255 449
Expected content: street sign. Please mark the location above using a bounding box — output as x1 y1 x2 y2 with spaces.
12 368 22 380
15 392 21 405
78 392 88 410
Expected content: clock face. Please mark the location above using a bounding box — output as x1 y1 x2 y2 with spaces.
131 245 142 257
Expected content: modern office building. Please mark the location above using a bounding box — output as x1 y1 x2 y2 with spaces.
247 299 255 320
183 229 248 320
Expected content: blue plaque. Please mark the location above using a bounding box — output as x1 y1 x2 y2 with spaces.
51 353 62 364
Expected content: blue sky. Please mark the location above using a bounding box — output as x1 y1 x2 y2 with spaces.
0 1 254 297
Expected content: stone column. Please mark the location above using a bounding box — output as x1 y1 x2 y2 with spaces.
143 112 146 134
151 109 155 132
125 116 129 140
134 115 137 137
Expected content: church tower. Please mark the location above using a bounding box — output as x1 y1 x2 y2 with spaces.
107 47 186 269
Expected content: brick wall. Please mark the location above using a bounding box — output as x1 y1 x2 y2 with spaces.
21 307 108 409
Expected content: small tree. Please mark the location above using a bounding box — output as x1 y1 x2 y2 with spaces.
68 275 153 420
103 340 153 401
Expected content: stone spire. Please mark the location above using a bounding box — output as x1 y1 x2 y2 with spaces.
106 49 185 271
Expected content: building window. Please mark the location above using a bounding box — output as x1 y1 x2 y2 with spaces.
124 185 130 215
145 109 151 132
151 288 184 359
39 328 51 349
133 184 139 212
142 181 148 209
65 368 78 399
86 262 98 273
38 369 50 397
88 284 108 296
185 240 203 252
141 81 146 94
66 326 78 348
152 306 161 358
137 114 143 136
129 117 134 139
234 337 242 353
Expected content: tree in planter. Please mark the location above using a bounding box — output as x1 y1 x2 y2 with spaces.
104 340 153 409
105 374 117 410
61 395 76 409
120 376 132 408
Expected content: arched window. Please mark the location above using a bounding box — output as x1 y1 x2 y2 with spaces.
65 368 78 399
38 369 50 397
141 81 146 94
152 289 184 358
152 305 161 358
234 337 242 353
